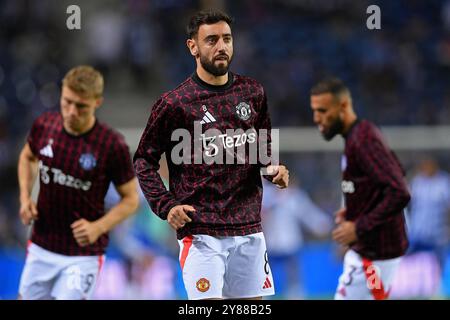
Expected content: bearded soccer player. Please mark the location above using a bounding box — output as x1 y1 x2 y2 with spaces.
17 65 139 299
310 77 410 300
134 10 289 300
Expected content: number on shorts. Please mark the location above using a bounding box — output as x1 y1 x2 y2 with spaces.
264 251 269 275
83 274 95 293
343 265 357 286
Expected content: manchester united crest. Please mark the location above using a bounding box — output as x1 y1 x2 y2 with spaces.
196 278 210 292
79 153 97 171
235 102 251 121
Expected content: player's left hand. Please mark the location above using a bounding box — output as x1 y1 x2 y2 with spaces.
268 165 289 189
332 221 357 246
71 218 103 247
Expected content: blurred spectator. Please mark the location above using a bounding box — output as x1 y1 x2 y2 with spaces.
262 179 332 298
408 158 450 268
86 10 126 77
391 157 450 299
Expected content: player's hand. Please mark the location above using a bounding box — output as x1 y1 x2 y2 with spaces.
71 218 103 247
332 221 357 246
334 207 347 224
167 205 195 230
19 197 38 225
268 165 289 189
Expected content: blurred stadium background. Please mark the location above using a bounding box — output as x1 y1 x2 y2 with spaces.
1 0 450 299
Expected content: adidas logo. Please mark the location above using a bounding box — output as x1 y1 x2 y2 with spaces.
200 110 216 124
262 277 272 289
40 140 54 158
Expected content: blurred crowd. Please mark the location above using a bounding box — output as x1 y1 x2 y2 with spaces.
1 0 450 298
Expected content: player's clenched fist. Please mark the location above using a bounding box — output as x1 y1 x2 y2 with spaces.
19 197 38 225
167 205 195 230
71 218 103 247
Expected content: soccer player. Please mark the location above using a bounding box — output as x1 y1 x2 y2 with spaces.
310 77 410 300
134 10 289 300
17 65 139 299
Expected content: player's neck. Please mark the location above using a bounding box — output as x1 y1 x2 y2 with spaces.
64 117 96 136
196 67 229 86
342 113 358 137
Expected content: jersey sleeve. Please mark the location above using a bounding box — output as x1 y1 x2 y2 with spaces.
354 126 411 236
133 97 180 220
27 114 44 155
255 87 277 181
108 134 135 186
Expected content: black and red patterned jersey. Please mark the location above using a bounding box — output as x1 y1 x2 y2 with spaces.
27 111 135 256
342 119 410 260
134 72 273 239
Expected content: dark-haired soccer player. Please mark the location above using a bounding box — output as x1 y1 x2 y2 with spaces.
310 77 410 300
18 65 139 299
134 10 289 300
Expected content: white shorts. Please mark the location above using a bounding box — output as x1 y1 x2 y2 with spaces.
19 242 104 300
178 232 275 300
335 249 401 300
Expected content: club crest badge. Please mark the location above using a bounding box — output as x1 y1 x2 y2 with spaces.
79 153 97 171
235 102 251 121
196 278 210 292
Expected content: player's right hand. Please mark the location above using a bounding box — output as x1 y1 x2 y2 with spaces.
334 207 346 224
167 205 195 230
19 198 38 225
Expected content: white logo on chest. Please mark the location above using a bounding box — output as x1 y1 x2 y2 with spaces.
342 180 355 194
39 161 92 191
235 102 251 120
199 105 217 124
39 139 54 158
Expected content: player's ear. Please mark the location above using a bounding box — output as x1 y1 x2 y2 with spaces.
95 97 104 109
187 38 198 57
340 95 350 111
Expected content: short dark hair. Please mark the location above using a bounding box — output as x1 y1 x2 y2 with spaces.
310 77 351 99
187 10 233 39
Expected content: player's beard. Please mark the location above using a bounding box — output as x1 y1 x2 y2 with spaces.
200 53 232 77
322 117 344 141
65 118 78 130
